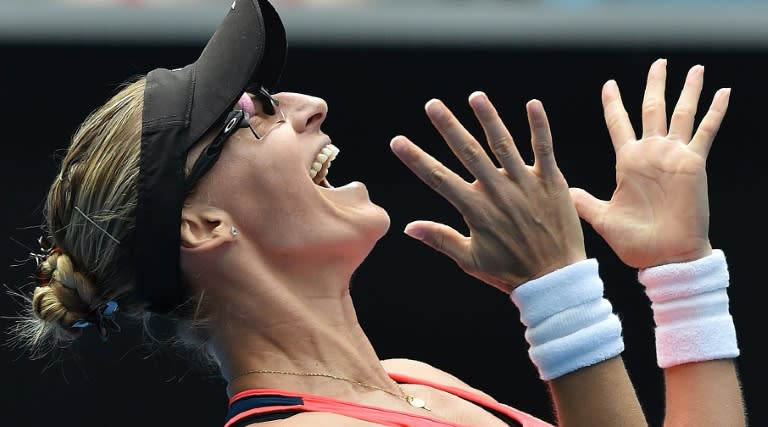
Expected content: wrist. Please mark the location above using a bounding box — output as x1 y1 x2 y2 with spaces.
511 259 624 381
646 244 714 269
638 249 739 368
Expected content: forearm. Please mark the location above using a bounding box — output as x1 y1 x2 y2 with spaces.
663 359 745 427
549 356 646 427
639 250 745 427
510 260 647 427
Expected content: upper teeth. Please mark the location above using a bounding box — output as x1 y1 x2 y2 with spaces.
310 143 339 183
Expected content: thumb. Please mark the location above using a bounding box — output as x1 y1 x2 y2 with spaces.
404 220 470 266
569 187 608 230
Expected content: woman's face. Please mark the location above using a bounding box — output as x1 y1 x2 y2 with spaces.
190 91 390 262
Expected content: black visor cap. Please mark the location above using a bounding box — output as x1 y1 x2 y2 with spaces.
136 0 286 313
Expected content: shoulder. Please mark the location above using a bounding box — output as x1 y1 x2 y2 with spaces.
380 357 474 389
380 358 498 401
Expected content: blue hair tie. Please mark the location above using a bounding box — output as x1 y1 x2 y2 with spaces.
102 300 118 317
70 300 121 341
71 320 92 329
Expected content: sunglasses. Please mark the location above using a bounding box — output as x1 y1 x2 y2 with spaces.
185 87 286 192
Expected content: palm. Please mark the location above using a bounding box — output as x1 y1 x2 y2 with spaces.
571 60 730 269
595 138 710 267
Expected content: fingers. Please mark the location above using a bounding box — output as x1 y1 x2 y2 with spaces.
690 87 731 157
668 65 705 142
468 91 527 180
569 187 607 231
602 79 636 151
526 99 559 184
403 220 471 266
390 135 473 211
468 93 558 185
642 58 669 138
424 98 501 185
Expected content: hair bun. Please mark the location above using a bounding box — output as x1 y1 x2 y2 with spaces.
33 252 96 328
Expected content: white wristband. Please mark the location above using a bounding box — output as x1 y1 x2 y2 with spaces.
638 249 739 368
510 259 624 381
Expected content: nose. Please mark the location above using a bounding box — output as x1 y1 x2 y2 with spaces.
276 92 328 133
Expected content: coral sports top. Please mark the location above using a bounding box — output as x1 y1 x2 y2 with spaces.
224 372 554 427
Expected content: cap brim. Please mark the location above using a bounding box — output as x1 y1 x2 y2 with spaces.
190 0 286 142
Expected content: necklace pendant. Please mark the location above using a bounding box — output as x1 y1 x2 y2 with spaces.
406 395 431 411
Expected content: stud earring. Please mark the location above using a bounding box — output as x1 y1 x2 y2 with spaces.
230 225 238 237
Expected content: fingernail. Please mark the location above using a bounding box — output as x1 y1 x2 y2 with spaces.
403 224 425 240
527 99 544 114
425 99 446 119
390 137 406 155
690 64 704 76
469 90 487 104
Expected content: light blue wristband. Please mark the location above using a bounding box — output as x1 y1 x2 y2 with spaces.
510 259 624 381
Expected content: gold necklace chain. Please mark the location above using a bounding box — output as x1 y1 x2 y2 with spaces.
230 368 431 411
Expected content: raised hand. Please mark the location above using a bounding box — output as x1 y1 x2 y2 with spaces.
390 91 585 294
570 59 731 269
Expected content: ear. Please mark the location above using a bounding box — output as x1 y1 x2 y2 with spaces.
180 205 236 253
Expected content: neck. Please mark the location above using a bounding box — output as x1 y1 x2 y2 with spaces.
211 280 395 400
190 237 398 400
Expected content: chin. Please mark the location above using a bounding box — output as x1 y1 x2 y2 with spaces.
351 204 391 260
368 204 391 240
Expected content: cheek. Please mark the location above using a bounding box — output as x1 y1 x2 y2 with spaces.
231 194 333 256
216 144 305 192
208 141 346 248
219 159 321 232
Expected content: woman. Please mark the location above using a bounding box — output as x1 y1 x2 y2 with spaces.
15 0 744 425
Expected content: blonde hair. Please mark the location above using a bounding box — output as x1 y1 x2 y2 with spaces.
10 77 214 362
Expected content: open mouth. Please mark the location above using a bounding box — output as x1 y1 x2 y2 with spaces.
310 143 339 188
